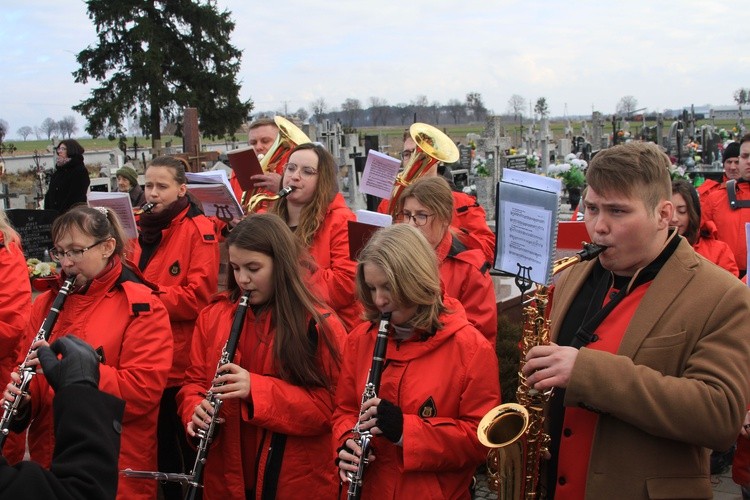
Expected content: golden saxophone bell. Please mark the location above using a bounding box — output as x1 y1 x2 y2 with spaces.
245 186 294 214
241 116 310 212
388 123 459 215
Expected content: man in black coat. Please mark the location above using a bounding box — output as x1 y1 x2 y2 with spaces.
0 336 125 499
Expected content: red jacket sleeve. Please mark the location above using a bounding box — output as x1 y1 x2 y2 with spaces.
0 243 32 372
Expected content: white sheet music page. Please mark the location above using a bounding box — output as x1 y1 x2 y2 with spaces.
359 150 401 199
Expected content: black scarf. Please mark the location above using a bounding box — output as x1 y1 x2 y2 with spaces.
138 196 189 245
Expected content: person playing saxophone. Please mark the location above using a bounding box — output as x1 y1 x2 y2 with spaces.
522 142 750 499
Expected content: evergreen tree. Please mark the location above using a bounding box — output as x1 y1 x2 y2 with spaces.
73 0 252 149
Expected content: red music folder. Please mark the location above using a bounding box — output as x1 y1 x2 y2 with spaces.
226 146 263 191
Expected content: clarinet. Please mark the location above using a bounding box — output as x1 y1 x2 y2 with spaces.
346 312 392 500
0 275 76 453
184 290 250 500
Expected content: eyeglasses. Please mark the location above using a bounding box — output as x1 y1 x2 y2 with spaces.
56 146 67 151
400 149 415 160
394 211 435 227
50 239 108 262
285 163 318 178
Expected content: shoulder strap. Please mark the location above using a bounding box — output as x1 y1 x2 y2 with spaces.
726 180 750 210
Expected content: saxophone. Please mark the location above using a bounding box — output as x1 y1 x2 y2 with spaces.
0 275 77 453
346 312 392 500
477 243 605 499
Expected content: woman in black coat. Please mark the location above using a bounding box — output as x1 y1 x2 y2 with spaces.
44 139 90 214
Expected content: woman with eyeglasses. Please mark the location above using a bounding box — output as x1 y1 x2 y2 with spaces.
393 176 497 345
269 143 359 330
0 209 32 463
333 224 501 499
3 205 172 500
44 139 90 214
128 155 219 500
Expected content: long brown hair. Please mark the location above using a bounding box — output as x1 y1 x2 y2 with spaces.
0 209 21 249
225 213 340 388
270 143 338 247
671 179 701 245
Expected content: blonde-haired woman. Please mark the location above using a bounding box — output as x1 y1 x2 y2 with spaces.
0 209 32 463
333 224 500 499
270 143 359 329
394 176 497 344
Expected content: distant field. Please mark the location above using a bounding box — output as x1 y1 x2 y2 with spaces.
4 118 739 156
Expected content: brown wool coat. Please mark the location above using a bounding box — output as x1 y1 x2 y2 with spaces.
549 237 750 499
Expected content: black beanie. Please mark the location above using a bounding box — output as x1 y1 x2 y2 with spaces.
724 142 740 164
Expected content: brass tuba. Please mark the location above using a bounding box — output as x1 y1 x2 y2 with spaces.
388 123 459 216
477 243 606 499
240 116 311 212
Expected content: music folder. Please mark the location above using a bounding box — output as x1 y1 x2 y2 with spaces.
226 146 263 191
348 210 392 260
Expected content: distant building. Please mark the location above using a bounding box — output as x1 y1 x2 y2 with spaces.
711 105 742 120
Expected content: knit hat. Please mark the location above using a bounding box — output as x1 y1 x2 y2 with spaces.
116 166 138 187
724 142 740 165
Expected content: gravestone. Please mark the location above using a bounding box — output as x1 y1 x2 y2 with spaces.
504 154 528 170
592 112 604 149
558 138 572 157
459 145 472 169
6 209 58 260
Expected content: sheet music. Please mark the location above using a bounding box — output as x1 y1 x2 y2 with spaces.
187 183 244 222
87 191 138 240
499 202 552 285
359 150 401 199
355 209 392 227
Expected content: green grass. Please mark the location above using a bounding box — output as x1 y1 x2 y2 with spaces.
6 136 184 155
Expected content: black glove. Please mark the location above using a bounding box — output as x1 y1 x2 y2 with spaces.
38 335 100 392
376 399 403 443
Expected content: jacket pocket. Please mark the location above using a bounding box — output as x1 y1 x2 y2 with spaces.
645 475 712 499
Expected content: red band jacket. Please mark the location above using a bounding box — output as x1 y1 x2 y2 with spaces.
435 231 497 345
22 257 173 500
177 294 346 500
332 297 501 499
701 181 750 271
307 193 360 330
130 205 219 386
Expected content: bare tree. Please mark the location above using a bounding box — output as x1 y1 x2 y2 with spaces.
294 107 309 122
507 94 526 120
57 115 78 139
430 101 441 124
33 126 42 140
411 95 429 122
0 119 7 143
466 92 487 122
734 88 749 109
395 103 413 125
341 98 362 128
17 126 33 140
446 99 465 124
310 98 328 123
369 97 389 126
616 95 638 117
40 118 59 140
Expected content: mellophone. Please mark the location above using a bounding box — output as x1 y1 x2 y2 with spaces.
0 275 77 453
122 290 250 499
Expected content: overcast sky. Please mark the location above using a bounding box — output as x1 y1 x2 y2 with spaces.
2 0 749 139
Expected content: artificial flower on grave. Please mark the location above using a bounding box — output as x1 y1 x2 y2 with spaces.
526 152 540 168
473 157 490 177
27 258 57 278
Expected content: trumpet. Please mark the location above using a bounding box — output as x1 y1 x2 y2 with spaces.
388 123 459 216
245 186 294 214
477 243 606 499
241 116 310 212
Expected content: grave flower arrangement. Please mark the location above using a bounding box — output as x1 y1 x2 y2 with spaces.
473 157 490 177
526 152 540 169
27 258 57 278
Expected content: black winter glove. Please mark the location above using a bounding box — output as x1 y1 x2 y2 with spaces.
38 335 100 392
376 399 403 443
